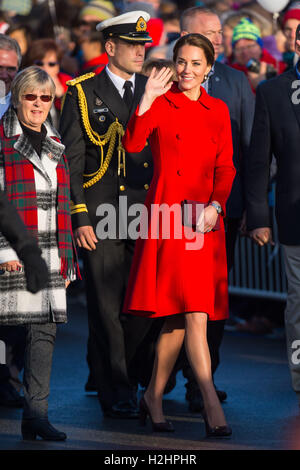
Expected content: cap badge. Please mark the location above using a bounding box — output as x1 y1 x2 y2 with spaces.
136 16 147 32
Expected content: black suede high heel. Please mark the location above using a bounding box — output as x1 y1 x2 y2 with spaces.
21 418 67 441
201 410 232 438
139 396 174 432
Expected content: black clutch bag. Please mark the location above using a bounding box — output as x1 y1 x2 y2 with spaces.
181 200 220 231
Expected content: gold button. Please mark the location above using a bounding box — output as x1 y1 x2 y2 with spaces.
120 185 125 191
144 184 149 190
144 162 149 168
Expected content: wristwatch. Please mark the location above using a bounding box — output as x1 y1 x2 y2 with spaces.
210 202 222 214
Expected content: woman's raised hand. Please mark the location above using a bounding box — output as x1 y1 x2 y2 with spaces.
138 67 174 115
145 67 174 100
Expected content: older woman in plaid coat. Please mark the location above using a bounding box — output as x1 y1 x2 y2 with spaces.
0 66 78 441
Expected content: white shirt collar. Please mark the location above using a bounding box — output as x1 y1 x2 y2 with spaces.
105 65 135 97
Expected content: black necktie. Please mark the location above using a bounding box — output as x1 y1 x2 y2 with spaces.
123 81 133 110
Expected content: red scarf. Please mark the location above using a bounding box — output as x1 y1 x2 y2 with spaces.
0 123 79 279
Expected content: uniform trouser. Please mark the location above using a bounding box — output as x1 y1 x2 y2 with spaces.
282 245 300 396
182 217 241 389
22 323 57 419
84 238 152 410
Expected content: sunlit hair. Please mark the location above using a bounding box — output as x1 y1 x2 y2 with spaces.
11 66 55 108
173 33 215 67
0 34 22 67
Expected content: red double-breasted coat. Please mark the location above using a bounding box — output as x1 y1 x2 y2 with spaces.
122 84 235 320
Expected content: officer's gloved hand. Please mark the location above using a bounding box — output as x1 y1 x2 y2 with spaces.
18 245 49 294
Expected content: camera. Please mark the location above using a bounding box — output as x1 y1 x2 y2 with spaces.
246 58 277 80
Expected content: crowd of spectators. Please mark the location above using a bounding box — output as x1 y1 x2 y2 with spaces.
0 1 297 94
0 2 295 79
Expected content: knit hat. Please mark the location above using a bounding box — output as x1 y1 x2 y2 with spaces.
232 18 263 48
282 2 300 26
79 0 116 22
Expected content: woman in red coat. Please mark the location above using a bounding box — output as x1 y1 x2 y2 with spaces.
122 34 235 437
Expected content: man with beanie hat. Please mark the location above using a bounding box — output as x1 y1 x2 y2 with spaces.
232 17 264 49
229 17 286 92
60 11 154 419
282 2 300 70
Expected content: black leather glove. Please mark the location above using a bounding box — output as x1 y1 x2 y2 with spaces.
18 245 49 294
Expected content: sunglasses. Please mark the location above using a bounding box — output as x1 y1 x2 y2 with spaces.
34 60 58 67
22 94 53 102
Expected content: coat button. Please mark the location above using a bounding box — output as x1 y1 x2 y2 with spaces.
119 185 125 191
176 134 181 140
177 170 182 176
42 204 48 211
144 184 149 190
144 162 149 168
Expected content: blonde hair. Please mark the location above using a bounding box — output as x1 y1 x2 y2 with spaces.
11 66 55 108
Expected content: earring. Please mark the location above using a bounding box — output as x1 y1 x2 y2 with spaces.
203 74 208 82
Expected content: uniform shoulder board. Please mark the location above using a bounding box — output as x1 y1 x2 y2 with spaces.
66 72 95 87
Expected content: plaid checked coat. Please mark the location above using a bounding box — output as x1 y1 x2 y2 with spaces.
0 107 71 325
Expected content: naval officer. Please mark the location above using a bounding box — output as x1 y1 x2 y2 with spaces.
60 11 153 418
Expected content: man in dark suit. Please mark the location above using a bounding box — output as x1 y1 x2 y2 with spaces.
246 30 300 405
177 6 255 411
60 11 153 418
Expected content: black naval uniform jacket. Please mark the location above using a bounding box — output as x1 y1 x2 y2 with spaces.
59 70 153 234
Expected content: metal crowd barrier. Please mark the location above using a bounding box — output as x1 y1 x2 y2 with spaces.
228 188 287 301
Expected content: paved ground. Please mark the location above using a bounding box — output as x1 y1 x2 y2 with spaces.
1 291 300 451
